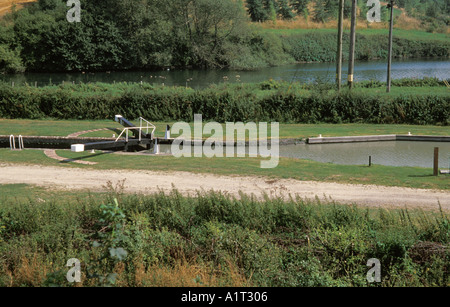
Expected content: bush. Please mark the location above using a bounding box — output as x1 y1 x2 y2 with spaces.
0 45 25 74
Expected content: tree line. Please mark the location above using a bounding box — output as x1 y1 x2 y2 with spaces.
246 0 449 24
0 0 258 73
0 0 448 74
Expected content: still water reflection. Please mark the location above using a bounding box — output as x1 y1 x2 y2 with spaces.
157 141 450 169
280 141 450 168
2 58 449 89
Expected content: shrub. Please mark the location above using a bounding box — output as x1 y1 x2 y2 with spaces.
0 79 448 125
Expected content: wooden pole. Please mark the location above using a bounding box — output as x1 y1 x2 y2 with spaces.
336 0 345 91
387 0 394 93
434 147 439 176
348 0 357 89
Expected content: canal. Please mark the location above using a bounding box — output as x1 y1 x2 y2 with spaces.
2 58 449 89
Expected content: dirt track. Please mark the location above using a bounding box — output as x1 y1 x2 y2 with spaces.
0 163 448 211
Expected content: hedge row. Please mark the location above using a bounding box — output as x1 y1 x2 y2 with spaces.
0 81 448 125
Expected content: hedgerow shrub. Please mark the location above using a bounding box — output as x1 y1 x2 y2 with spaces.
0 79 448 125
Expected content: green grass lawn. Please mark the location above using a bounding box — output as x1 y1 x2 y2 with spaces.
1 119 449 140
0 148 448 191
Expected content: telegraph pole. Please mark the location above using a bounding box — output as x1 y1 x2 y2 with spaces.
336 0 345 91
348 0 357 89
387 0 394 93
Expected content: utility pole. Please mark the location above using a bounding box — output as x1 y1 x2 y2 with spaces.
348 0 357 89
336 0 345 91
387 0 394 93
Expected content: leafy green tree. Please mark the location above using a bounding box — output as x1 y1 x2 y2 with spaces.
37 0 64 10
155 0 250 68
186 0 250 67
246 0 269 22
277 0 295 20
264 0 277 23
0 45 25 73
11 9 57 70
425 2 438 18
312 0 329 22
291 0 309 16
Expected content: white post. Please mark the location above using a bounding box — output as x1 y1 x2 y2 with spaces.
153 138 160 154
165 125 171 139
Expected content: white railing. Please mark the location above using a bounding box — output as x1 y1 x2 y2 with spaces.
9 135 24 150
115 117 156 142
444 79 450 89
9 135 15 150
139 117 156 137
18 135 24 150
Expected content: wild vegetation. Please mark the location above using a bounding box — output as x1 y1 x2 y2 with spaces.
0 0 448 73
0 186 448 287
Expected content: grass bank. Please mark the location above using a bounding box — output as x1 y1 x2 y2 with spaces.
272 29 449 64
0 189 448 287
263 28 450 43
1 119 449 140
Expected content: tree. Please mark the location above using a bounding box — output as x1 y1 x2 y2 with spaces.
312 0 347 23
277 0 295 20
188 0 250 67
291 0 309 16
312 0 329 22
0 44 25 73
246 0 269 22
264 0 277 23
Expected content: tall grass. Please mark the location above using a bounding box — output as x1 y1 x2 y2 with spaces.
0 189 448 287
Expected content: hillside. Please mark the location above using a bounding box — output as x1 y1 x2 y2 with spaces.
1 0 448 33
0 0 35 17
251 0 449 33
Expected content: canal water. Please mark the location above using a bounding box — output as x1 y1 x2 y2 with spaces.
2 58 449 89
280 141 450 168
157 141 450 169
